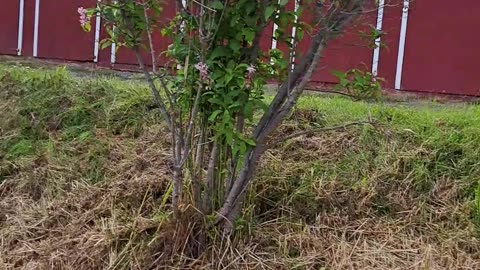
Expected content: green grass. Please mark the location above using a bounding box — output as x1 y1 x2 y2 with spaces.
0 65 157 182
2 63 480 217
257 96 480 227
1 63 480 269
300 96 480 186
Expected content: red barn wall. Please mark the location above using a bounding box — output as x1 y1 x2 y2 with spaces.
112 1 177 67
376 0 403 89
0 1 20 55
2 0 480 97
36 0 97 61
400 0 480 96
296 3 377 84
21 0 37 58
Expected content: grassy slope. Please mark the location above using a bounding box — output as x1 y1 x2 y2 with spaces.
1 64 480 269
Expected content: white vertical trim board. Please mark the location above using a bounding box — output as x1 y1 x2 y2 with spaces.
110 41 116 64
271 21 279 52
110 26 116 64
270 0 281 69
270 0 283 51
33 0 40 57
290 0 300 71
17 0 25 56
371 0 385 77
110 0 118 64
395 0 410 90
93 0 102 63
176 0 187 70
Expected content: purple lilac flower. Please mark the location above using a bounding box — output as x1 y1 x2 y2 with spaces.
245 64 256 87
246 65 256 78
195 62 209 81
78 7 90 27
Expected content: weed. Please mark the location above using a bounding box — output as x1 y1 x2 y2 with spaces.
332 68 383 100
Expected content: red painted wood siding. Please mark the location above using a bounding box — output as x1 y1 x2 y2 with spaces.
295 2 376 84
400 0 480 96
0 1 20 55
376 0 403 89
21 0 36 57
113 2 177 66
36 0 97 61
2 0 480 96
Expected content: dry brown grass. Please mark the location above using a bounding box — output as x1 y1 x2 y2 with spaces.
1 126 479 269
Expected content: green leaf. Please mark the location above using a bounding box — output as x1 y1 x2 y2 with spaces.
208 110 222 122
222 110 231 123
264 6 275 21
244 102 254 118
296 28 304 41
100 40 112 50
208 97 224 105
210 0 224 10
245 1 256 14
82 22 91 32
209 46 231 60
243 137 256 147
227 60 236 70
331 70 346 80
225 73 234 85
237 141 247 155
229 40 241 52
279 0 289 6
239 134 256 147
225 131 233 145
242 28 256 44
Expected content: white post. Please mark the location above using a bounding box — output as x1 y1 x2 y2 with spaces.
271 21 278 52
270 0 281 69
110 31 116 64
371 0 385 77
290 0 300 71
110 0 118 64
33 0 40 57
395 0 410 90
17 0 25 56
93 0 102 63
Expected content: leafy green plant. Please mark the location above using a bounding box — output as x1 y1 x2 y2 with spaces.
79 0 372 252
332 68 383 100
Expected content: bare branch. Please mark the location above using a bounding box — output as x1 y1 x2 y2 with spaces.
306 88 359 99
141 0 157 73
133 45 173 133
180 84 202 166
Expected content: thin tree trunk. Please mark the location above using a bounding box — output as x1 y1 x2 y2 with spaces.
172 165 183 219
142 0 157 73
192 122 206 210
203 142 219 214
215 1 367 229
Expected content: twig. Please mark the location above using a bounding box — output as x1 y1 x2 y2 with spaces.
192 0 217 12
306 88 358 99
133 48 173 131
180 83 202 166
141 0 157 72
